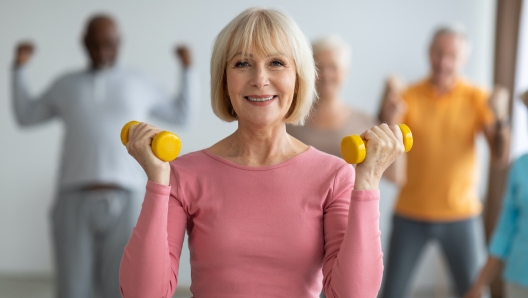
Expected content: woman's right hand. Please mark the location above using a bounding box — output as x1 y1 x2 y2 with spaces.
354 124 405 190
126 122 171 186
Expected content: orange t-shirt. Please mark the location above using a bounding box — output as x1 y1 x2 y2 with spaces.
395 78 494 221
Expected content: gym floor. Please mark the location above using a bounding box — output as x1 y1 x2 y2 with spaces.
0 276 453 298
0 276 192 298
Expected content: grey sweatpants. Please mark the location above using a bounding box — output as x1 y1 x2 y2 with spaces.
51 188 141 298
380 215 482 298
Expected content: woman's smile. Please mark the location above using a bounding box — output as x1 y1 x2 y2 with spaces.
245 94 277 106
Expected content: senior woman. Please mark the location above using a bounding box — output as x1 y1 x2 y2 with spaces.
119 8 403 298
464 95 528 298
287 36 405 185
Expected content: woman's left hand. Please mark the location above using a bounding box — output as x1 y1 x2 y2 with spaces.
354 123 405 190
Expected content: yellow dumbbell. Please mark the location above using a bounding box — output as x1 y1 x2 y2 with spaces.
340 124 413 164
120 121 181 162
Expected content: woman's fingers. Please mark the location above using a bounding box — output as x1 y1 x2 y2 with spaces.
360 127 381 142
129 123 160 142
128 123 160 146
126 123 162 162
389 124 404 144
124 122 171 185
354 123 407 189
370 124 404 150
380 124 405 154
369 125 396 153
358 124 405 170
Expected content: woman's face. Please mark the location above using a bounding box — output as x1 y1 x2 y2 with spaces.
314 50 347 99
226 49 297 128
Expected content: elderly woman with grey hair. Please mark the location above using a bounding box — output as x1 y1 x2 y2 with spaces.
465 94 528 298
287 35 406 186
119 7 405 298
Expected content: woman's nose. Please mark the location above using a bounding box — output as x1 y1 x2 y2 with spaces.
250 66 270 89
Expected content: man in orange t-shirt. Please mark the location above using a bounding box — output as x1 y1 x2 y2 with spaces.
378 25 510 298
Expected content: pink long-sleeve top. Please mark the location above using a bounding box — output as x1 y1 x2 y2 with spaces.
119 147 383 298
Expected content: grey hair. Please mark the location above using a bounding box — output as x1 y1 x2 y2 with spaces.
430 23 472 55
312 35 352 67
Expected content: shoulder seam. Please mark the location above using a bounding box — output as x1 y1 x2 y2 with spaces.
170 163 184 208
330 164 351 204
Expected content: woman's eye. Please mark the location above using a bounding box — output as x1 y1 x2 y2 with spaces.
270 60 284 67
235 61 249 68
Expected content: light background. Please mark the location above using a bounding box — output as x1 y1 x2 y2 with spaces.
0 0 496 293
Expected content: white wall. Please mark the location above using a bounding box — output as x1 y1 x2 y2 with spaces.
0 0 496 293
512 0 528 161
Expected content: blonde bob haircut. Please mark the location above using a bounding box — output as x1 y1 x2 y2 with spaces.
210 7 316 125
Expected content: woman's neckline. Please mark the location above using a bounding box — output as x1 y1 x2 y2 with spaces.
201 146 314 171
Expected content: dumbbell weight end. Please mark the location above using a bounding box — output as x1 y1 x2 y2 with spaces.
120 120 181 162
340 124 413 164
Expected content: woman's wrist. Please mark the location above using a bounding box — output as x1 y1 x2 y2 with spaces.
354 170 380 190
146 163 171 186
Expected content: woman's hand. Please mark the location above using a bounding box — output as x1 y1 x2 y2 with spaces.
354 124 404 190
126 122 171 186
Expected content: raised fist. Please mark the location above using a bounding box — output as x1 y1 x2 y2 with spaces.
15 42 35 66
175 45 192 68
380 75 407 125
489 85 510 121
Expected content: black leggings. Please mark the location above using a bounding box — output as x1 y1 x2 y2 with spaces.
380 215 481 298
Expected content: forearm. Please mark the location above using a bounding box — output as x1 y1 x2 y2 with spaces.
377 90 390 123
151 67 199 126
12 66 34 124
11 66 55 125
474 256 504 288
377 100 385 123
176 67 199 125
491 123 510 162
119 182 176 298
325 190 383 297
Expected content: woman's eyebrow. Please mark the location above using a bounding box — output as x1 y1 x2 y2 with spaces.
232 52 286 58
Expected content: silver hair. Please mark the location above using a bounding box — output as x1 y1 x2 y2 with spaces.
312 35 352 67
430 24 472 55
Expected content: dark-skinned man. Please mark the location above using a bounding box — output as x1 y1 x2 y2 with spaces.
378 25 510 298
11 14 198 298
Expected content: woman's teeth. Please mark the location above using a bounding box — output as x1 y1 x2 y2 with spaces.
246 96 275 102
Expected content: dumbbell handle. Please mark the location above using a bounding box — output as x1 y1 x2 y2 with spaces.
340 124 413 164
120 121 181 162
